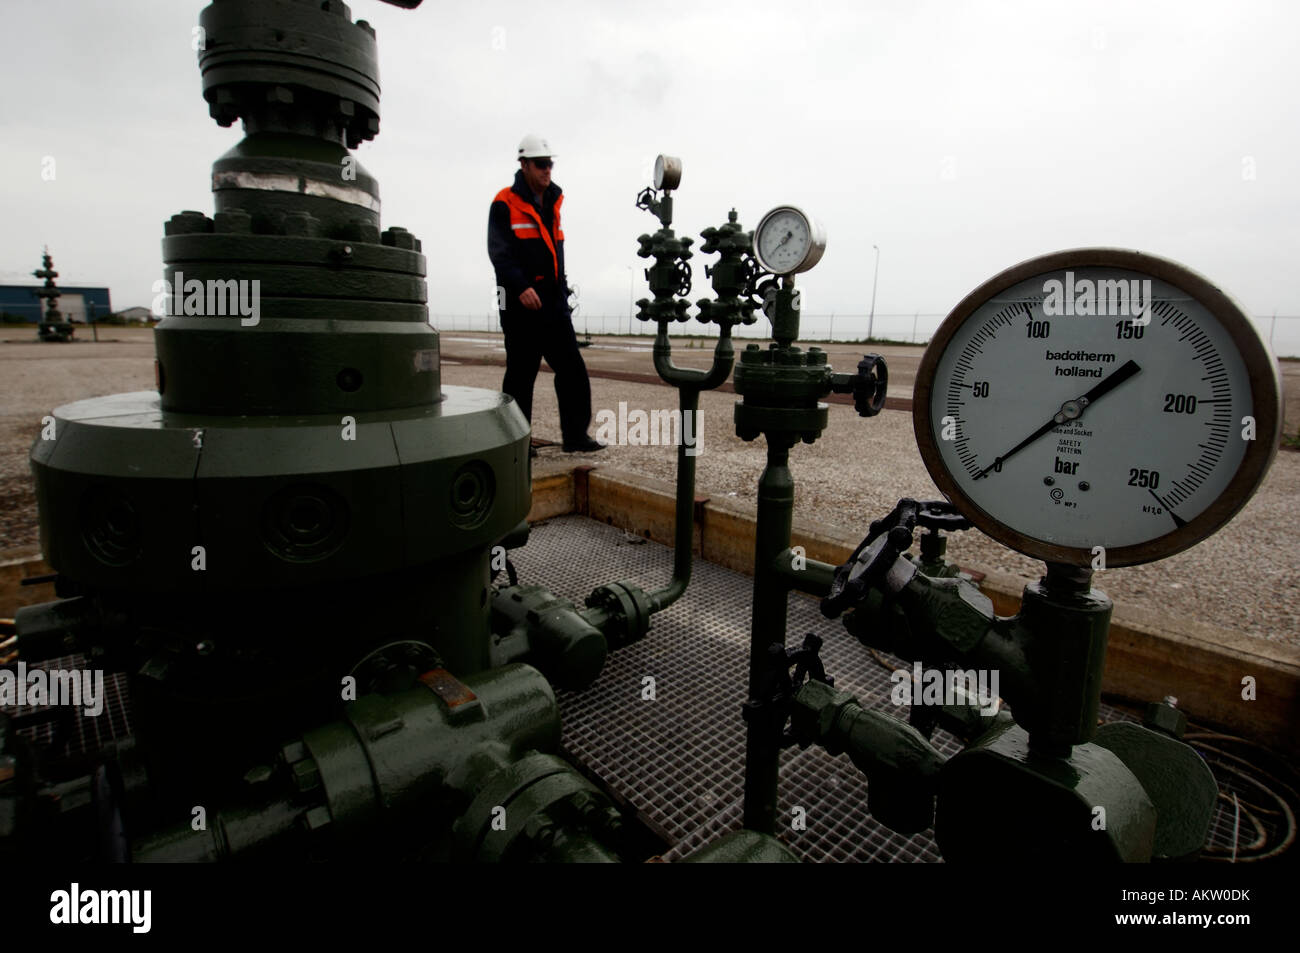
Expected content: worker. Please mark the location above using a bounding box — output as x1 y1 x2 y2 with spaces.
488 134 603 454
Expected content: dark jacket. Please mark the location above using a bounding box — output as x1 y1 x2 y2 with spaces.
488 169 570 318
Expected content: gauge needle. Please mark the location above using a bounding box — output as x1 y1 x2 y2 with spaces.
973 359 1141 479
776 231 793 248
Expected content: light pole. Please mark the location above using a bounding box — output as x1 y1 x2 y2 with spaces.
626 265 634 337
868 244 880 343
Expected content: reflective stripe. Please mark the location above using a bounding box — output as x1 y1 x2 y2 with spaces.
494 185 562 279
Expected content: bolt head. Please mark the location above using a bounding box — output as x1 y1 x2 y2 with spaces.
280 741 308 765
302 806 332 832
1143 700 1188 738
243 764 273 786
213 210 252 234
291 758 321 793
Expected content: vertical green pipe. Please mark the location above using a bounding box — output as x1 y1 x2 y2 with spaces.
742 438 795 833
649 386 699 611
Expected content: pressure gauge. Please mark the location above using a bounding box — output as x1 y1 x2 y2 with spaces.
653 155 682 191
753 206 826 276
914 249 1280 567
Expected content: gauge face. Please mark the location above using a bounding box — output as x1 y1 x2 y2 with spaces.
753 206 826 275
914 249 1280 567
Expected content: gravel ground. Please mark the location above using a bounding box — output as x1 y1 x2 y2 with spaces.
2 328 1296 647
448 362 1300 648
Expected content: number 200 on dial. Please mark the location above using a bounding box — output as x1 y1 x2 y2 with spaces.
914 249 1281 567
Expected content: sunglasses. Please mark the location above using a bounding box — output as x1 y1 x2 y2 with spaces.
530 158 553 170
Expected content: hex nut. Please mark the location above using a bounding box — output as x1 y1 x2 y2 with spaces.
282 211 317 237
243 764 274 786
302 805 332 832
165 211 213 236
1143 701 1188 738
382 227 416 250
280 741 308 764
291 758 321 793
214 210 252 234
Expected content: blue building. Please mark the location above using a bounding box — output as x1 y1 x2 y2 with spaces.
0 284 113 323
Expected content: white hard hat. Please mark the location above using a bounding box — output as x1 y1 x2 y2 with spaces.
517 134 555 159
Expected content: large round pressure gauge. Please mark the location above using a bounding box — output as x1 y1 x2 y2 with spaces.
914 249 1280 567
753 206 826 275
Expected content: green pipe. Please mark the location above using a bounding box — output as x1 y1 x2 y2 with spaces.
652 321 735 389
741 438 796 834
648 385 699 612
645 322 734 613
771 549 835 597
791 679 946 833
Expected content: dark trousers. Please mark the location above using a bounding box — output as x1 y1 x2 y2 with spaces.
500 309 592 444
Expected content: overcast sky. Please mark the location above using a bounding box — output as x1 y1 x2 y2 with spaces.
2 0 1297 351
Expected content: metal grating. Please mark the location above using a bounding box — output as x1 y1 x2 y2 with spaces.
3 515 1290 861
515 515 1293 863
5 654 133 760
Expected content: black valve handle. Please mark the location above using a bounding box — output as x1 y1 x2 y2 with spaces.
820 498 971 618
854 354 888 417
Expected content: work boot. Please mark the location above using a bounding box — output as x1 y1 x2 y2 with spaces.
562 436 605 453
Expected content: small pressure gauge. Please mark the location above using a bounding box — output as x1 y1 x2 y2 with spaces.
753 206 826 276
653 155 682 191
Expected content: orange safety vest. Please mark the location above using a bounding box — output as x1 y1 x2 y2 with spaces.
493 187 565 281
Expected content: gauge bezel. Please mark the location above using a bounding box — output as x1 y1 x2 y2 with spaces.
913 247 1281 567
752 205 827 276
652 155 682 191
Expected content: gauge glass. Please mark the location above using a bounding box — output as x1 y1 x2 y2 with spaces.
754 206 825 275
